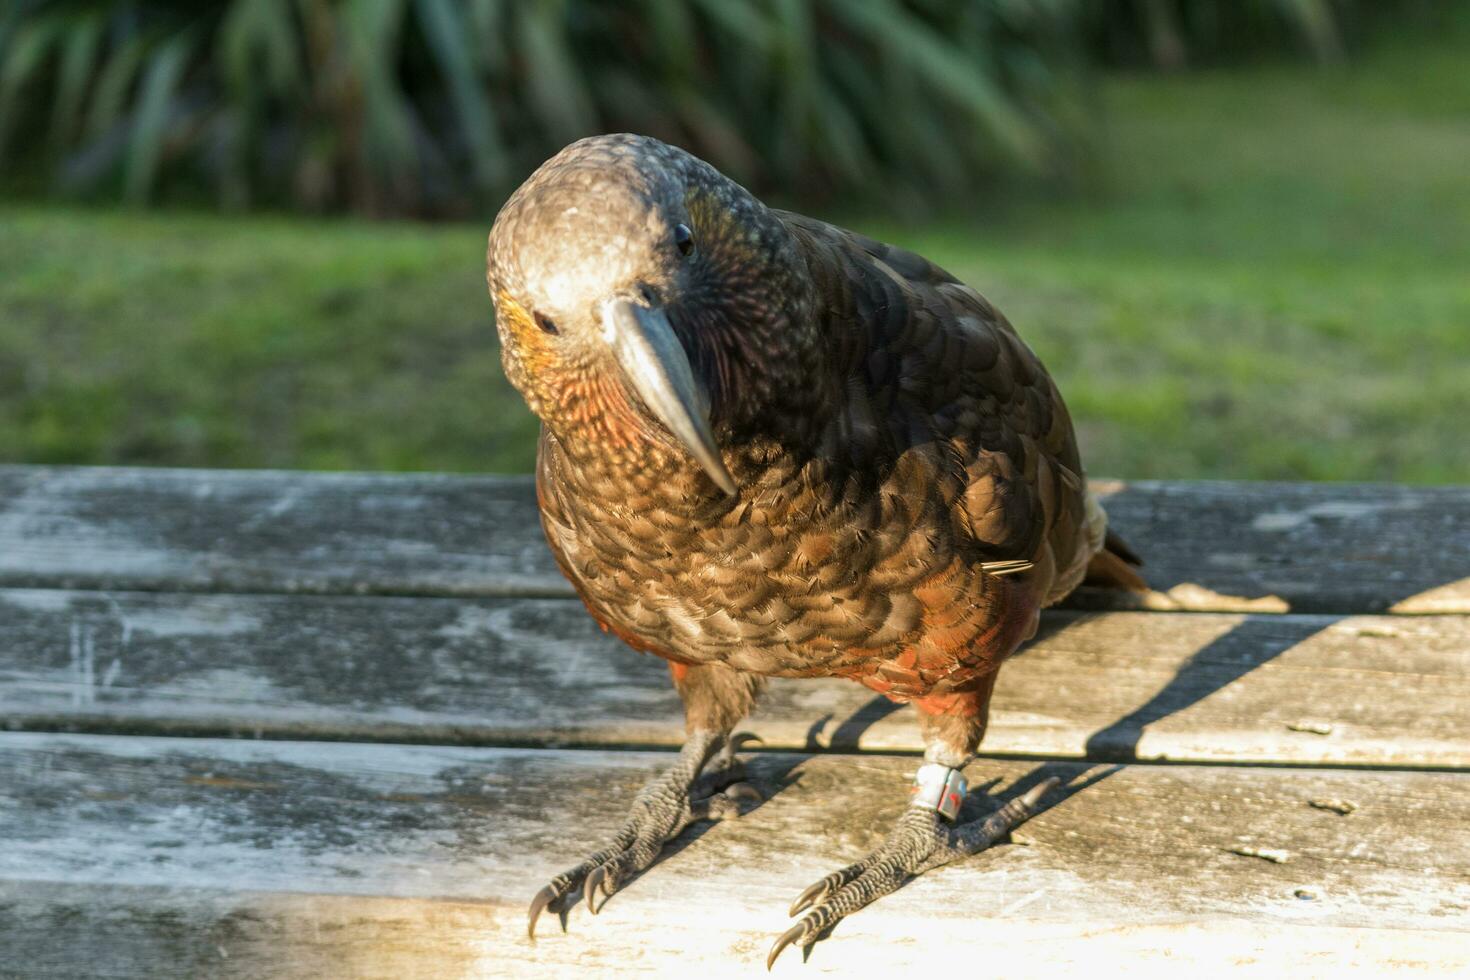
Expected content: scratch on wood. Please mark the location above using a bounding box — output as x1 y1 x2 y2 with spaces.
183 775 280 791
999 889 1048 916
1309 799 1359 816
69 622 96 707
1228 846 1293 864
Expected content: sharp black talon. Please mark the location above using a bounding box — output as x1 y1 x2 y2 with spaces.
585 866 607 914
788 880 827 917
729 732 765 752
527 884 558 940
767 921 809 970
1023 776 1061 809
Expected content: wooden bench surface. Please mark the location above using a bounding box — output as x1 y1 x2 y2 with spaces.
1 465 1468 977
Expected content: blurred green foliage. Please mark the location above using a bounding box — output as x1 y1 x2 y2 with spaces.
2 21 1466 481
0 0 1365 216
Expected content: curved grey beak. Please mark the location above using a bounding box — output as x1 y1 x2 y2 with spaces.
601 297 737 496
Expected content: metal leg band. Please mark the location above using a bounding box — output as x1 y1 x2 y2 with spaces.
910 763 967 821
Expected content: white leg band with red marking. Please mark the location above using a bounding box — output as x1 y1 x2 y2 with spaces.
910 763 967 821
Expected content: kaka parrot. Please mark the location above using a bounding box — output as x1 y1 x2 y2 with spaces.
487 134 1143 965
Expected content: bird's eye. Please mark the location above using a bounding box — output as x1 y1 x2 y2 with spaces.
673 223 694 257
534 311 559 336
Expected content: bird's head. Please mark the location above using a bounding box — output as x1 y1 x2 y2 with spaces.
487 134 819 497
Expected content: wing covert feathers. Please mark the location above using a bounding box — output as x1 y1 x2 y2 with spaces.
534 211 1130 701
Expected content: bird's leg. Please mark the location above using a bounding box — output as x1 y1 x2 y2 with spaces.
528 662 764 938
769 675 1056 969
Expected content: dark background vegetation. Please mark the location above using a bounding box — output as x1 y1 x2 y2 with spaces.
1 0 1466 481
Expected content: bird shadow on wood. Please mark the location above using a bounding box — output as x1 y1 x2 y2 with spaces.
781 588 1338 963
804 697 906 752
801 613 1090 753
1062 483 1469 758
799 607 1331 773
1080 614 1330 761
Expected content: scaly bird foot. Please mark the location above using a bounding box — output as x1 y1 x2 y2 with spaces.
527 731 764 939
768 774 1058 969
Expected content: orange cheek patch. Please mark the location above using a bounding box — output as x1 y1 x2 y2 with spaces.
497 290 558 373
497 291 651 453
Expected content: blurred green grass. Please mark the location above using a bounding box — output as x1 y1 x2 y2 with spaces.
2 30 1467 482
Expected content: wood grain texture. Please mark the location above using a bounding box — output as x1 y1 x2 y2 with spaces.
3 588 1467 766
1085 479 1470 615
1 733 1467 977
2 467 1467 613
3 464 1465 975
0 466 566 599
7 885 1468 980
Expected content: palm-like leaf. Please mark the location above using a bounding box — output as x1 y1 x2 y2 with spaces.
0 0 1359 216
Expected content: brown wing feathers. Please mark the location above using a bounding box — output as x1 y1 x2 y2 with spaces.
537 211 1113 702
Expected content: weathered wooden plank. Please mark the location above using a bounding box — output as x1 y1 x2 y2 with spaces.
5 884 1468 980
4 589 1467 766
0 465 565 599
2 466 1467 612
1084 479 1470 615
1 733 1467 977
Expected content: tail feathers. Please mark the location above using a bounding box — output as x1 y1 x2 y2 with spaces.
1084 528 1147 593
1103 527 1143 567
